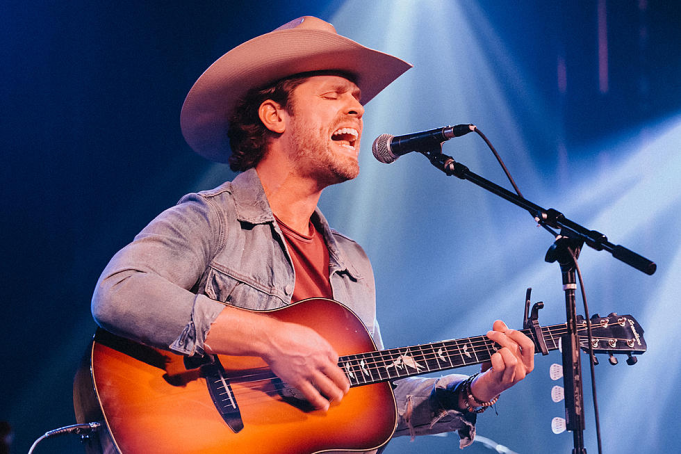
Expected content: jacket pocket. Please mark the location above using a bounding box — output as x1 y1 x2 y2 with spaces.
205 267 285 311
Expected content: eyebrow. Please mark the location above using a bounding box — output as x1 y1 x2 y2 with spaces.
328 81 362 100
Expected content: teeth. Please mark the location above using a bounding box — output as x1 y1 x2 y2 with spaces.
332 128 359 138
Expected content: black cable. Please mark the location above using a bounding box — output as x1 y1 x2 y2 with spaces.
471 126 602 452
473 126 523 198
28 422 101 454
568 247 603 454
473 126 560 238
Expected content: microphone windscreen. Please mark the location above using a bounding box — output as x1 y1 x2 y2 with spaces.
372 134 396 164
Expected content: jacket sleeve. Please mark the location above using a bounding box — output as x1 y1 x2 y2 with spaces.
391 375 477 448
370 324 476 448
91 193 226 355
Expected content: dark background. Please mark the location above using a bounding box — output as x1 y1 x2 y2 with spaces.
2 1 680 452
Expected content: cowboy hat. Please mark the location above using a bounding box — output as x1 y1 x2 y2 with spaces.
180 16 412 163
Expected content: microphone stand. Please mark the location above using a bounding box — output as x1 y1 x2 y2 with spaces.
546 235 587 454
420 149 655 454
422 150 656 275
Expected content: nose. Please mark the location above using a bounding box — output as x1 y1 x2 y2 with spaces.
345 95 364 119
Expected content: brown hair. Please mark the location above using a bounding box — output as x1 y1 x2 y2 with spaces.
227 76 307 172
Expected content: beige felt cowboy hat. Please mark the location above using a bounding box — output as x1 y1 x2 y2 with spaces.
180 16 412 163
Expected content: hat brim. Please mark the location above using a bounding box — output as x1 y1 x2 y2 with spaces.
180 27 412 163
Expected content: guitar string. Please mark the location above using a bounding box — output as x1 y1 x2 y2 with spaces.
328 327 633 384
216 323 633 387
221 322 628 382
204 334 641 411
203 330 638 408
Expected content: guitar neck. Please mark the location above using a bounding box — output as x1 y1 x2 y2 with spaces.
338 324 565 387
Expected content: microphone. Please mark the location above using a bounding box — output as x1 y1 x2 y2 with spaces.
372 124 475 164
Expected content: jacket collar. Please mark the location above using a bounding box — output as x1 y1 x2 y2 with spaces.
230 168 275 225
230 168 361 279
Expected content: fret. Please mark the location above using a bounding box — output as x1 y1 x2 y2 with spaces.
444 340 466 368
470 337 481 363
349 355 368 385
523 324 565 353
365 350 383 383
345 355 359 385
401 347 425 376
340 356 359 386
481 337 495 363
382 349 400 379
376 350 392 381
338 321 603 386
481 339 491 361
358 357 372 382
394 351 408 378
546 326 558 351
416 344 432 372
462 338 477 365
538 327 550 351
522 328 537 350
386 348 423 379
432 341 453 370
451 338 468 366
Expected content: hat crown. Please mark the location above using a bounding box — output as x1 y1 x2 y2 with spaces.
181 16 411 163
274 16 337 34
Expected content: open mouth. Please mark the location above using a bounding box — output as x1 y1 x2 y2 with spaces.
331 127 359 151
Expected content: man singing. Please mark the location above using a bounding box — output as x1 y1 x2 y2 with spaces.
92 16 534 452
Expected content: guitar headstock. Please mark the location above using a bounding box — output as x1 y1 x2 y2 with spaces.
577 313 647 359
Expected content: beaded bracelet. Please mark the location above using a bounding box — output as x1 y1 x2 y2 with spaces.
461 373 499 413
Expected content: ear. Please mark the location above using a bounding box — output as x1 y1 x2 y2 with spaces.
258 100 287 134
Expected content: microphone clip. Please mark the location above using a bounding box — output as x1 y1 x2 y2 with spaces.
423 150 468 179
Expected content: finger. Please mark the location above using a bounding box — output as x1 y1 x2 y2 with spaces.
497 347 521 383
322 362 351 394
311 370 346 404
489 351 505 379
492 319 509 332
487 330 520 356
480 360 493 373
504 329 535 372
295 380 330 411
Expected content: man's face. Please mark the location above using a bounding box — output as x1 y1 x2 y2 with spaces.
283 74 364 187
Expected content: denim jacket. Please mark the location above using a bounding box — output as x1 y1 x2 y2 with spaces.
92 168 475 449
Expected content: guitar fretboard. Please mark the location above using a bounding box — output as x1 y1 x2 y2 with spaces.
337 324 565 387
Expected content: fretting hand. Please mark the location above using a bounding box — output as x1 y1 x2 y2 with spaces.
469 320 535 403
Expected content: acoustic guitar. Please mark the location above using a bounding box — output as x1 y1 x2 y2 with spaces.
73 298 646 453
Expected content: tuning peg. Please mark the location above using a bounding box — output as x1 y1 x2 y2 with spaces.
590 313 601 321
551 385 564 403
551 417 567 434
626 353 638 366
591 355 599 366
550 363 563 380
608 312 618 317
608 352 618 365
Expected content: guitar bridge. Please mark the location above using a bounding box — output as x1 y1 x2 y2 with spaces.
203 358 244 433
